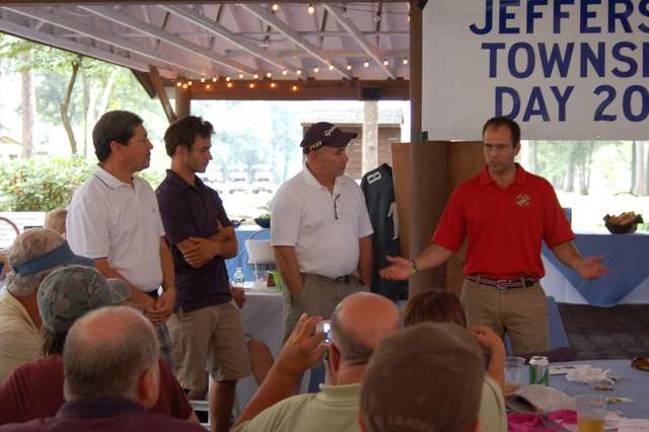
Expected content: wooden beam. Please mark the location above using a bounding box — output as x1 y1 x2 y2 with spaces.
161 4 296 77
0 14 154 72
323 4 395 78
149 66 177 123
2 0 407 4
78 5 256 75
4 5 206 77
174 79 409 101
240 4 353 80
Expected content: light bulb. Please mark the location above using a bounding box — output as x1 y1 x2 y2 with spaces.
307 4 315 15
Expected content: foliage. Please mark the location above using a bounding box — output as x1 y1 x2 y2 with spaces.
0 157 93 211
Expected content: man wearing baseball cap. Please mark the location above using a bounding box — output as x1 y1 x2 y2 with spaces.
0 228 94 382
0 265 197 425
271 122 374 340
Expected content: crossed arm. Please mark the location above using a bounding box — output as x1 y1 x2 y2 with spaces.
175 223 238 269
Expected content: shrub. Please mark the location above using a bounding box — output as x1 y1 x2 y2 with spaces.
0 157 93 211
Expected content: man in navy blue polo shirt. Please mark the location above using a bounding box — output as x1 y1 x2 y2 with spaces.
156 116 250 432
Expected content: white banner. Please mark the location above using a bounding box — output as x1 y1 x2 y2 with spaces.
422 0 649 140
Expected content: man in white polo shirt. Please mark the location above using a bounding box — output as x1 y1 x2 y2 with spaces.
66 110 176 360
271 122 373 340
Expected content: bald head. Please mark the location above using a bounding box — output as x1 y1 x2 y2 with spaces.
63 306 159 402
330 292 400 363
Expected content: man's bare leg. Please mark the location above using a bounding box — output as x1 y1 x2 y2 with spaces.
210 378 237 432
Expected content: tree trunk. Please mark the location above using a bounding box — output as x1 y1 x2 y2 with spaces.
60 56 81 155
527 141 538 173
630 140 637 193
96 69 117 118
566 148 576 192
81 69 90 158
632 141 647 196
20 50 34 158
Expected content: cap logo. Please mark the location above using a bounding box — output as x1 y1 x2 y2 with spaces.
323 126 336 137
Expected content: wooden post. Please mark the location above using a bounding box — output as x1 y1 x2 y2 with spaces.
362 100 379 175
149 66 177 124
175 86 191 119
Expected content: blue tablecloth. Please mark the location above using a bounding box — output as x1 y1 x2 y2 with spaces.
542 233 649 307
226 227 271 282
549 359 649 419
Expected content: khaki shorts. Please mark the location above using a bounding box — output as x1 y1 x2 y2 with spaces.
283 274 367 342
461 279 549 355
167 302 250 393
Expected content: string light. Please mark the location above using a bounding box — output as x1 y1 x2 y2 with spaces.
253 73 259 79
249 82 256 89
200 77 206 83
227 82 233 88
346 64 352 70
271 3 279 12
313 67 319 74
225 76 231 82
205 84 212 90
282 70 288 76
176 82 182 87
307 3 315 14
212 76 218 83
363 61 370 68
402 58 409 65
266 72 272 78
238 73 245 79
187 81 193 86
383 59 389 66
291 85 299 92
270 82 277 89
328 64 334 71
296 69 302 76
182 83 189 89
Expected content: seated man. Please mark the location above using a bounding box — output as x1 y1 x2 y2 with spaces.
359 322 485 432
232 292 400 432
0 265 196 424
0 306 204 432
0 228 93 382
402 290 507 432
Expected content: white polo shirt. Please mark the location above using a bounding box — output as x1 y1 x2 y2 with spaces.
66 167 165 292
271 166 374 279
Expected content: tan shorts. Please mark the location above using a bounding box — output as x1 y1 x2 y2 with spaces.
167 301 250 393
283 274 367 342
461 279 549 355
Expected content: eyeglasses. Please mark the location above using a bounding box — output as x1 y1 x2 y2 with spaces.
334 193 341 220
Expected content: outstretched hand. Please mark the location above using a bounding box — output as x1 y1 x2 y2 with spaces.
576 255 609 280
378 255 413 281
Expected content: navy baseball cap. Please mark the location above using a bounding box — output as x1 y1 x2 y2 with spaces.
300 122 357 154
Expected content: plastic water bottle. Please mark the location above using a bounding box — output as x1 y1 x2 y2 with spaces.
233 267 245 289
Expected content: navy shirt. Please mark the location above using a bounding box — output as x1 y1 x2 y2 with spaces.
157 170 232 312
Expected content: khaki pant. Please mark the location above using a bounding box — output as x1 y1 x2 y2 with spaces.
283 274 367 342
461 279 549 354
167 302 250 393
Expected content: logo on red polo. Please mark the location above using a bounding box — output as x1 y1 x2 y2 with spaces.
515 194 531 207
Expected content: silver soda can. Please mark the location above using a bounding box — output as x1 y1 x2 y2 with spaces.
529 356 550 385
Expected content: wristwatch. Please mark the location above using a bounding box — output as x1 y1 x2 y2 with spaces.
410 259 418 275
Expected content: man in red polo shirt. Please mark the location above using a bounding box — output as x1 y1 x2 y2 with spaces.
380 116 608 354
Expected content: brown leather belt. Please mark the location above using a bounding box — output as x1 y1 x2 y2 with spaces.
466 275 537 289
